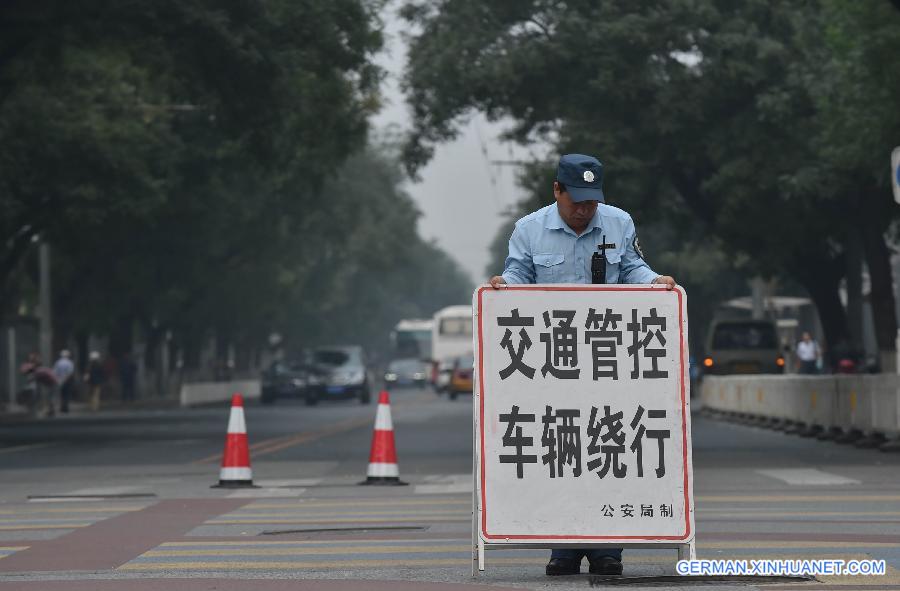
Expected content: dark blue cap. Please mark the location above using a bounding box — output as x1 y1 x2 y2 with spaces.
556 153 605 203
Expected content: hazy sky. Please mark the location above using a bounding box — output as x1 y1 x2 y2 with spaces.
370 4 536 284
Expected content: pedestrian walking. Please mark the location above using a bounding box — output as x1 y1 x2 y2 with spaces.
489 153 676 577
795 331 820 374
52 350 75 413
20 352 58 417
19 352 41 415
84 351 106 412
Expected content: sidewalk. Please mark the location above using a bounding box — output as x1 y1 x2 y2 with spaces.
0 396 180 423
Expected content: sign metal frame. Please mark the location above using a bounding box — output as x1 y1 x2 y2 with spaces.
471 284 696 575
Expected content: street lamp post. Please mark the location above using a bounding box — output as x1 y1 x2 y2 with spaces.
39 241 52 367
6 327 15 412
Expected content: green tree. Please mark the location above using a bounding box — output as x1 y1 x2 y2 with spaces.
1 1 386 365
402 0 900 358
277 147 473 354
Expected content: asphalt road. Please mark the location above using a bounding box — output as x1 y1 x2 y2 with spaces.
1 386 899 590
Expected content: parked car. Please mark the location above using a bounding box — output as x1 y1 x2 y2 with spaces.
448 353 474 400
260 359 324 405
702 319 785 375
384 358 428 388
311 346 371 404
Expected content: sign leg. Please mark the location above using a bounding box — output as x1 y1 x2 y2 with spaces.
677 542 696 561
478 538 485 571
471 490 478 577
472 372 484 578
471 507 477 577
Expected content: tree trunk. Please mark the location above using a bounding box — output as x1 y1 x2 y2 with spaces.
845 232 864 355
791 251 849 369
802 277 850 368
860 227 898 371
855 178 899 372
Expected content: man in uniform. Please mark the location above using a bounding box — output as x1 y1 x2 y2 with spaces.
489 153 675 576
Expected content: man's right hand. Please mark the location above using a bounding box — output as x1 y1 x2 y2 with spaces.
489 275 507 289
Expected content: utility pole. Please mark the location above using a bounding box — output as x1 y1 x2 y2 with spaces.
750 277 766 320
6 327 15 412
39 240 52 366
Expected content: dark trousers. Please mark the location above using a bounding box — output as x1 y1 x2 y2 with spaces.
60 380 73 412
551 547 622 562
799 360 818 374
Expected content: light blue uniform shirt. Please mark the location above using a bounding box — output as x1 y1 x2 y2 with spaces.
501 203 658 285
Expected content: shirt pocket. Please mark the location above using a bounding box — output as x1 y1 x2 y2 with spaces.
534 252 565 283
605 250 622 283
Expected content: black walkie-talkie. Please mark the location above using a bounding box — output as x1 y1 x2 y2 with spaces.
591 234 616 284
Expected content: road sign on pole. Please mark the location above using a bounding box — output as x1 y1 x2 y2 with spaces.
472 284 695 574
892 147 900 205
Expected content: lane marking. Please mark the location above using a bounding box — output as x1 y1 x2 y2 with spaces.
160 539 470 547
148 540 900 554
66 486 148 496
226 489 307 499
119 553 899 571
0 498 250 572
0 443 57 455
0 524 88 530
699 510 900 517
0 518 96 524
248 499 470 509
696 494 896 502
252 479 321 487
207 517 469 525
142 544 471 557
193 417 373 464
756 469 860 486
220 510 467 518
0 506 146 515
27 497 153 504
119 558 528 570
414 483 472 495
701 540 900 548
193 393 435 464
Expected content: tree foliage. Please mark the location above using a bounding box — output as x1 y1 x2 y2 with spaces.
1 1 472 375
402 0 900 356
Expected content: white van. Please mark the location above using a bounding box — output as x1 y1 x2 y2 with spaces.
430 305 473 392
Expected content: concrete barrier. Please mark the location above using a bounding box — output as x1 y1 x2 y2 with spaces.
702 374 900 444
835 376 868 435
180 379 261 407
868 374 900 439
805 376 838 431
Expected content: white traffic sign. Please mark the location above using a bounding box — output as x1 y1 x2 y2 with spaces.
892 147 900 204
472 284 695 572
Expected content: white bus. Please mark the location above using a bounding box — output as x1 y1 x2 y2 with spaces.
430 305 473 392
390 318 433 361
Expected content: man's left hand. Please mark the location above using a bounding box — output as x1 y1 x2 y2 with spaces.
653 275 676 290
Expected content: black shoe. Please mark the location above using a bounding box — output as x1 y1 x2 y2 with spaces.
588 555 623 576
545 557 580 576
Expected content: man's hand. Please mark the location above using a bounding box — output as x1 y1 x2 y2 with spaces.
653 275 676 290
489 275 507 289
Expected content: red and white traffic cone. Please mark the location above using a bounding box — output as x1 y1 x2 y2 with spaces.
360 390 407 485
213 393 255 488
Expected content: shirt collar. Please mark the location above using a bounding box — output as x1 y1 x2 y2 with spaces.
545 204 603 234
